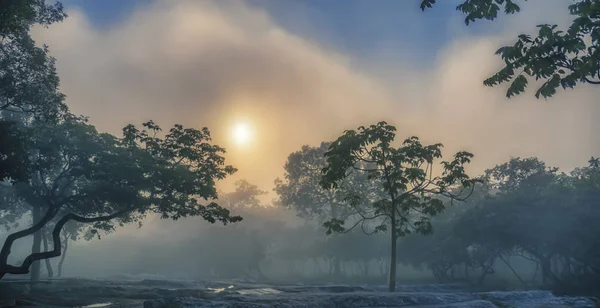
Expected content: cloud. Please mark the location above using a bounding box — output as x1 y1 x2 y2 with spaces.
31 0 600 196
32 0 402 194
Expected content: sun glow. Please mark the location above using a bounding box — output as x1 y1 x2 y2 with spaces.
231 121 253 147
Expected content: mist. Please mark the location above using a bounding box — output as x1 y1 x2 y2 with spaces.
1 0 599 307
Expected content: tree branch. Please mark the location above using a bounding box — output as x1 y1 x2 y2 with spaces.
0 208 133 278
0 205 59 268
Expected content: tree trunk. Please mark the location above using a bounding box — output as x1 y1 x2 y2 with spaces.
389 205 397 292
379 258 388 279
314 258 322 275
1 208 131 280
41 231 53 278
333 257 341 279
30 206 42 284
498 255 526 288
540 256 561 286
57 238 68 277
531 262 539 283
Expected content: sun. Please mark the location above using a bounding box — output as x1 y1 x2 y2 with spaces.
231 121 253 147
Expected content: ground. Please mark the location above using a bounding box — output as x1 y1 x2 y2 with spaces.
0 276 597 307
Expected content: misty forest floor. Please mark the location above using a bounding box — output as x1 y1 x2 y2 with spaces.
0 277 598 308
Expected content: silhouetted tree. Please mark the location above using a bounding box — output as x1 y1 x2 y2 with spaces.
320 121 477 292
0 117 241 279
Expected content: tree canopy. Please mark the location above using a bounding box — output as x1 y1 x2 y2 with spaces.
275 142 378 222
421 0 600 99
0 115 241 278
0 0 68 183
320 121 477 291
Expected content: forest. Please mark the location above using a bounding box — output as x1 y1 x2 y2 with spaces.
1 0 600 307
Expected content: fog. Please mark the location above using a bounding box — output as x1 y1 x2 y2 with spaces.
1 0 600 307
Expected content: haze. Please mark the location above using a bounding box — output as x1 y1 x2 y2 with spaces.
30 0 598 194
2 0 600 306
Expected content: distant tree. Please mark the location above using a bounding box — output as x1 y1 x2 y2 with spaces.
320 121 477 292
275 142 382 278
220 179 267 209
421 0 600 99
275 142 384 222
275 142 352 221
0 116 241 279
455 157 565 285
55 221 83 277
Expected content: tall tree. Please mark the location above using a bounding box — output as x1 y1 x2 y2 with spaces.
320 121 477 292
421 0 600 99
0 116 242 279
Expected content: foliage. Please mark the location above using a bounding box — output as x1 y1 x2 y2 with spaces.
421 0 600 99
275 142 379 222
0 0 66 37
404 156 600 293
0 0 68 183
320 121 477 291
320 122 476 236
220 179 267 209
0 115 241 278
0 121 30 182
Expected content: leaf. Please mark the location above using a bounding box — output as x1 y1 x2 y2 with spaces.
420 0 437 11
506 74 528 98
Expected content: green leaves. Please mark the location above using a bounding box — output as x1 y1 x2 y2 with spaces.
422 0 526 25
0 121 31 182
0 0 67 37
423 0 600 99
323 218 346 235
321 121 476 240
506 74 528 98
7 115 241 235
419 0 437 11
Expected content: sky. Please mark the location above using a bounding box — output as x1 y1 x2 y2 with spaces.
31 0 600 199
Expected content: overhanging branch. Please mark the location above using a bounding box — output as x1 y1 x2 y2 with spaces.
0 208 133 278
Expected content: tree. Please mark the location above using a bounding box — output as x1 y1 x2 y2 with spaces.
421 0 600 99
219 179 267 209
275 142 383 279
453 157 573 286
0 115 242 279
0 121 31 183
0 0 67 182
320 121 477 292
55 221 91 277
275 142 382 222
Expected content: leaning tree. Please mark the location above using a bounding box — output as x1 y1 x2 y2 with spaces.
0 115 242 279
320 121 477 292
